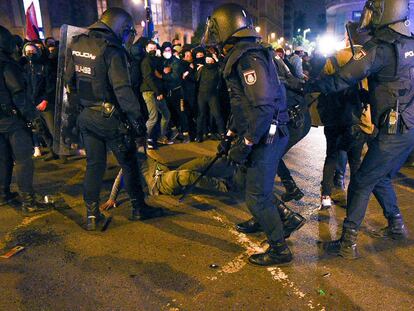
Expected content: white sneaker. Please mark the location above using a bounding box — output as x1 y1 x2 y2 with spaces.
33 147 42 157
320 196 332 210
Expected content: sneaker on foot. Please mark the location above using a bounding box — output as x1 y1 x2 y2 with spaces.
320 196 332 210
158 136 174 145
33 147 42 157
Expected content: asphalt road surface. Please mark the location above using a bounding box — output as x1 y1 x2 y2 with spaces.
1 127 413 311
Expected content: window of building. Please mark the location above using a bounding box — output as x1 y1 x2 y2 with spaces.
352 11 362 22
151 0 163 25
22 0 44 38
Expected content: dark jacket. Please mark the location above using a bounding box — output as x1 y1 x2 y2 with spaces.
140 54 163 96
196 62 221 94
223 41 288 144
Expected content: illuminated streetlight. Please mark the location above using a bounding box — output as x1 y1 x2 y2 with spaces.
270 32 276 40
255 26 261 33
297 28 301 33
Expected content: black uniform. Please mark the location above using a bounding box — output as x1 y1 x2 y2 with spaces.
314 27 414 233
223 41 289 243
65 23 146 209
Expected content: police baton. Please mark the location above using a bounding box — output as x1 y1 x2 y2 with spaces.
178 154 221 203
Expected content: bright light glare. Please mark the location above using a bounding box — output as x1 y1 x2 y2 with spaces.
255 26 261 33
317 34 345 56
132 0 142 4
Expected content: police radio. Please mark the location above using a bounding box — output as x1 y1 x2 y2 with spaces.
386 100 400 135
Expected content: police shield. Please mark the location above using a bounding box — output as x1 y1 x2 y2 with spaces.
53 24 87 155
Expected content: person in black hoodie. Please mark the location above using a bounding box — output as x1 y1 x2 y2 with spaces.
195 49 225 142
161 41 189 144
23 42 58 161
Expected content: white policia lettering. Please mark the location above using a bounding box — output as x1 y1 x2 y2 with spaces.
404 50 414 59
72 50 97 60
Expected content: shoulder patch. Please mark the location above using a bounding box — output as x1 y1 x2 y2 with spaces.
353 49 367 60
243 69 257 85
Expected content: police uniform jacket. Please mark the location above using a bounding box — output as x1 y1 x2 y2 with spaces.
223 41 288 144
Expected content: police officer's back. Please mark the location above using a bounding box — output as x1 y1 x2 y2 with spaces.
0 25 51 212
65 8 163 231
310 0 414 258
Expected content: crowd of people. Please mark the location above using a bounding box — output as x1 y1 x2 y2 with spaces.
1 0 414 267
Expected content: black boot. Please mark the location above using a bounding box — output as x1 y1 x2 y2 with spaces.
249 240 293 266
21 192 52 214
85 201 107 231
129 199 164 221
236 218 262 233
277 203 306 238
0 191 18 206
382 214 408 240
322 227 359 259
281 179 304 202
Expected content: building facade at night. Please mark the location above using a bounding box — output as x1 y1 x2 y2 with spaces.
326 0 414 37
0 0 284 44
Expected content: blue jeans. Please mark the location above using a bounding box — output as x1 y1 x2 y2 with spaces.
142 92 170 139
344 128 414 229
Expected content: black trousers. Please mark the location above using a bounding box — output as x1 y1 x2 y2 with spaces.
321 126 364 196
196 91 225 136
0 121 34 194
78 109 145 205
166 88 189 133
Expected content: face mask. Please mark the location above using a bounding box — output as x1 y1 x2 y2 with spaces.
148 50 157 56
156 50 161 57
163 51 172 59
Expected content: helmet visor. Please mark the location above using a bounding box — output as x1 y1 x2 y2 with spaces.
358 0 375 32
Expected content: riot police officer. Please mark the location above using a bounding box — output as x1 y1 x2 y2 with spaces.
308 0 414 258
0 25 51 212
205 3 293 266
64 8 163 231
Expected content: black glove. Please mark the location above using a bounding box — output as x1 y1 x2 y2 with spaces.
228 142 252 165
303 80 320 94
359 89 370 105
129 117 147 138
217 135 233 156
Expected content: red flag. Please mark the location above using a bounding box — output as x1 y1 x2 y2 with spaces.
26 2 39 40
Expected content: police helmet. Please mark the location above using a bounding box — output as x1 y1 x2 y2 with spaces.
359 0 409 32
0 25 15 55
94 8 137 44
203 3 260 46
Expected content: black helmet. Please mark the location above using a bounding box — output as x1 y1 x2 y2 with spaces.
91 7 136 44
359 0 409 32
0 25 15 55
203 3 260 46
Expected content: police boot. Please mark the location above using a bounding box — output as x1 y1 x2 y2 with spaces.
277 203 306 238
382 214 408 240
248 239 293 266
236 218 262 233
281 179 304 202
85 201 106 231
322 227 359 259
21 192 52 214
130 199 164 221
0 191 18 207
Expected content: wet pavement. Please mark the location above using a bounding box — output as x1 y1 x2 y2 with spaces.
1 127 413 310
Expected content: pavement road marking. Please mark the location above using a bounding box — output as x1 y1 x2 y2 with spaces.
191 196 326 311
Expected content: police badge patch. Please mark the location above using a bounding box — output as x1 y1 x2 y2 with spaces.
243 70 257 85
353 49 367 60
